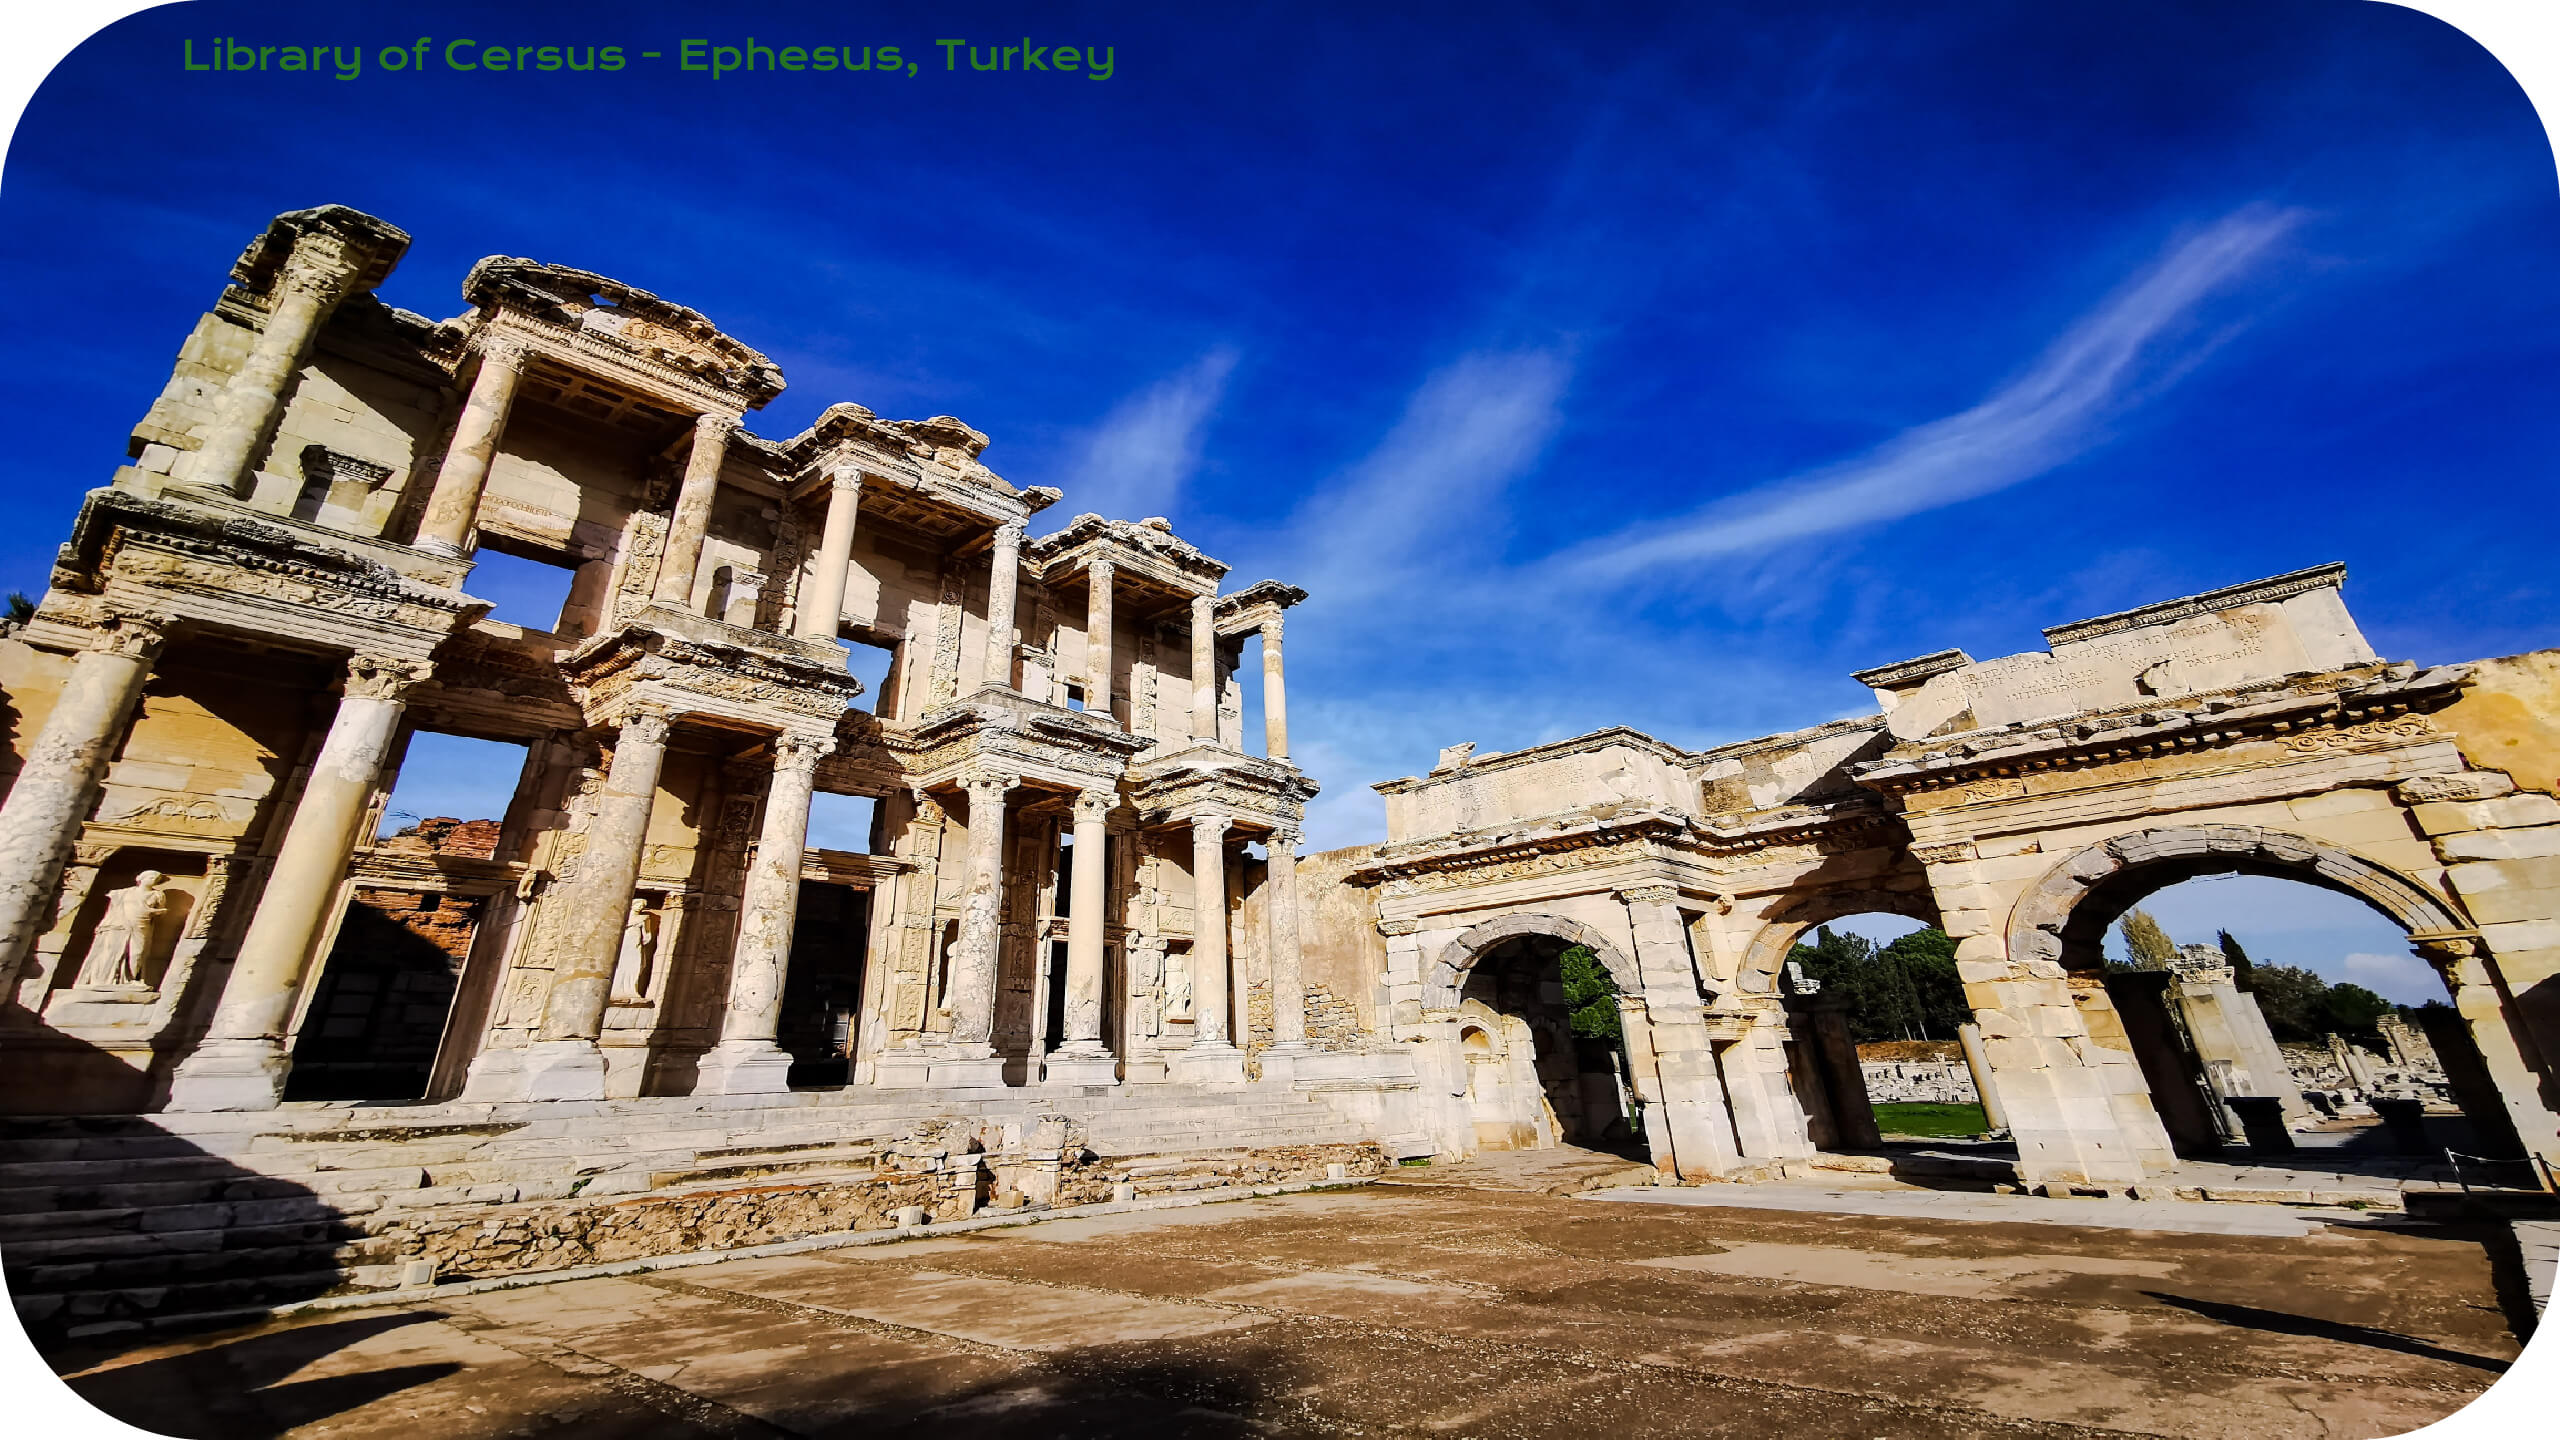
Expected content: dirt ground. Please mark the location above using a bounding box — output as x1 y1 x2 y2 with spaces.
37 1180 2530 1439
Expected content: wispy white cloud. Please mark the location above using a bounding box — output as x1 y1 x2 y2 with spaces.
1282 349 1570 597
1556 205 2305 583
2343 951 2436 1004
1050 347 1238 528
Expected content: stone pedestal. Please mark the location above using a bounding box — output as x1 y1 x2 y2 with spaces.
927 1048 1008 1088
1042 1053 1121 1086
1171 1044 1247 1085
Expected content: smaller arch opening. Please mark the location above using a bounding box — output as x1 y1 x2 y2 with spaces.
1457 934 1644 1159
1780 914 1985 1152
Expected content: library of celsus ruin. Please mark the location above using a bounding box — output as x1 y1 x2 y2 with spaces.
2 205 2556 1333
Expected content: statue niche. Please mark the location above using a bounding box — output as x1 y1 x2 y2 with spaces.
73 870 188 991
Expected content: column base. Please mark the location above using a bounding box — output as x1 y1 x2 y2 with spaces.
457 1046 529 1102
928 1056 1010 1088
521 1039 610 1102
1170 1041 1247 1085
163 1038 290 1112
693 1040 796 1096
1254 1044 1308 1084
1042 1047 1120 1086
872 1050 934 1088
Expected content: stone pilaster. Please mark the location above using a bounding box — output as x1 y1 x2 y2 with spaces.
795 469 864 641
1174 813 1244 1083
981 522 1025 689
1045 787 1118 1085
652 413 739 608
413 337 528 555
1085 558 1115 727
937 770 1014 1086
1262 616 1289 760
166 655 430 1110
1620 885 1742 1179
696 732 834 1094
467 709 673 1102
0 616 170 1003
1190 594 1218 741
189 239 365 496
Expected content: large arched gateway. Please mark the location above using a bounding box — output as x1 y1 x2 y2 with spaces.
1346 566 2560 1191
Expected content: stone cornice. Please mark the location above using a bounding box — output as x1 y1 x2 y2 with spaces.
1029 513 1229 593
2040 562 2346 647
462 256 784 406
1849 662 2467 794
1372 725 1693 796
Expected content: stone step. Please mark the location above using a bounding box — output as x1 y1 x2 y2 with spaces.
7 1232 396 1292
0 1173 320 1216
15 1267 359 1336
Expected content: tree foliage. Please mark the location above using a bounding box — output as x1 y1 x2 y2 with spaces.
1557 944 1621 1039
2216 928 2256 991
1785 925 1970 1043
2245 963 2392 1043
2118 908 2179 970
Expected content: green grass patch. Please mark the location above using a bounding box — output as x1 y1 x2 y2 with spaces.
1871 1102 1990 1138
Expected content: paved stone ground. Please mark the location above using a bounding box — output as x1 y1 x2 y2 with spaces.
38 1183 2527 1439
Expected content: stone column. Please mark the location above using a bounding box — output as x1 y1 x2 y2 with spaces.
413 337 529 556
1190 594 1218 741
190 239 362 496
1621 886 1743 1179
696 733 834 1094
981 522 1025 689
1085 558 1115 726
936 770 1014 1086
652 413 738 608
1174 814 1245 1082
1266 826 1308 1053
1261 616 1289 760
167 656 429 1110
1045 787 1119 1085
0 616 169 1001
796 469 864 641
1957 1021 2009 1130
503 709 673 1102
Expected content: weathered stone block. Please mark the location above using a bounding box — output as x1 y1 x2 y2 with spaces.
2437 827 2560 863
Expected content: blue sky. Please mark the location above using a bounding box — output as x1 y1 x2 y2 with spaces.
4 1 2551 1002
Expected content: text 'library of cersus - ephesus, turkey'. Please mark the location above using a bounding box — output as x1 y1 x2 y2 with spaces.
1 205 2556 1264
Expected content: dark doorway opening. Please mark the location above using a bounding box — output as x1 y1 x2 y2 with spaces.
778 881 870 1087
285 888 482 1100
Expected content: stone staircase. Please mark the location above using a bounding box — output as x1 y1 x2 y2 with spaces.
2 1083 1377 1339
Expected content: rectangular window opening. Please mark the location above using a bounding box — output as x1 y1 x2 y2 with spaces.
378 731 532 847
466 542 582 634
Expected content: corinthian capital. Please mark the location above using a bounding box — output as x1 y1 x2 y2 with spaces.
776 731 837 773
276 236 359 302
695 411 742 442
1073 788 1116 825
965 770 1019 800
618 707 673 750
477 334 531 371
1618 884 1679 907
829 466 868 495
343 655 434 702
92 611 176 661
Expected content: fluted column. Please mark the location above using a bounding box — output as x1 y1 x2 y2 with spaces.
0 616 170 1002
1261 617 1289 760
1190 594 1218 741
493 708 672 1102
1266 826 1307 1050
796 470 865 641
167 656 431 1110
698 733 835 1094
413 338 529 556
981 522 1025 688
1046 788 1118 1084
1085 558 1115 726
653 413 739 607
189 239 364 496
945 771 1015 1054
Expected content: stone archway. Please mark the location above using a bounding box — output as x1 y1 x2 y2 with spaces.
2006 824 2469 971
1423 912 1638 1011
1736 887 1943 997
2002 824 2485 1162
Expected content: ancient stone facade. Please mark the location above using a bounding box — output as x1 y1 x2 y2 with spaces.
0 205 1326 1121
2 209 2556 1343
1331 566 2560 1191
